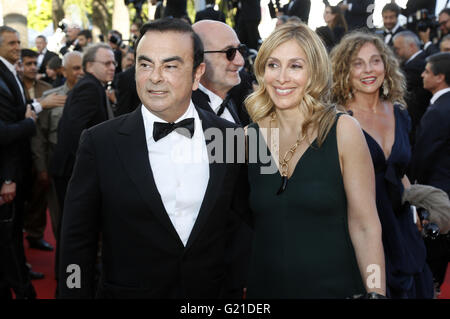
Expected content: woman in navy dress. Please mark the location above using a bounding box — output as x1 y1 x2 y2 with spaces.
331 32 434 298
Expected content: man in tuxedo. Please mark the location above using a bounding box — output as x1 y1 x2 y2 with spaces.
282 0 311 24
0 26 37 298
35 35 58 83
393 31 432 143
195 0 226 23
339 0 375 31
381 3 405 47
412 52 450 197
192 20 250 126
58 18 250 299
164 0 187 18
235 0 261 50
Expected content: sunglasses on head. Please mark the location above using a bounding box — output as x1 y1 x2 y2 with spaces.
204 44 247 61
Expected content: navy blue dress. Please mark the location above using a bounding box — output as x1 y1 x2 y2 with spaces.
350 104 434 298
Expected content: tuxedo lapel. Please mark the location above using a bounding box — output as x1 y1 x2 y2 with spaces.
0 60 26 108
114 106 184 246
191 89 214 114
185 108 228 249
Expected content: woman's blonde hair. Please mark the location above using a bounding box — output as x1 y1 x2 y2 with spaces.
330 31 406 107
245 22 337 147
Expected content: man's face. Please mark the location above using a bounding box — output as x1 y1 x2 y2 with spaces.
77 35 88 48
393 36 412 61
66 27 80 41
439 13 450 35
200 25 244 97
382 10 398 31
63 55 84 87
122 51 135 70
135 31 204 122
22 56 38 81
130 24 140 38
86 48 116 84
422 62 442 94
0 31 21 64
441 39 450 52
35 37 46 53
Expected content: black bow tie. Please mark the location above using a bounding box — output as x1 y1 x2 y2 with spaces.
217 96 233 116
153 118 195 142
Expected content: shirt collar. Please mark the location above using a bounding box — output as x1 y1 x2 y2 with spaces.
405 50 423 65
0 56 18 76
385 21 401 34
141 100 196 141
198 83 223 114
40 48 47 55
430 87 450 105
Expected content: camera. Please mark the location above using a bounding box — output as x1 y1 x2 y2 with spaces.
407 9 440 41
58 21 68 33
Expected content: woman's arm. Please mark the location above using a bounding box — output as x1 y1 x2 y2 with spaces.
337 114 386 296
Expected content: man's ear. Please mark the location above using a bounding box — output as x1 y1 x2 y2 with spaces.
437 73 446 84
192 62 206 91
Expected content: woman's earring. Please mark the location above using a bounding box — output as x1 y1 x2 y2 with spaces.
348 90 353 100
383 80 389 97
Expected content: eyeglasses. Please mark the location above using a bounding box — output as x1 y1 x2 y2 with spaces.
204 44 247 61
94 60 117 67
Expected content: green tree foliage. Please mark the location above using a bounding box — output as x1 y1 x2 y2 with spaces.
28 0 53 31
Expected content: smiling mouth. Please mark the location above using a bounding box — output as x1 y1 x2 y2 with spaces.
275 88 295 96
361 77 377 85
148 90 168 95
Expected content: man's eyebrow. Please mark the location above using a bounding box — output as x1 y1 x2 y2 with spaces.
136 55 184 64
137 55 152 63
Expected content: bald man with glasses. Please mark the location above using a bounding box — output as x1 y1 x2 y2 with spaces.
192 20 251 126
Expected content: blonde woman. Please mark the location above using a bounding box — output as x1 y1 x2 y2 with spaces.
330 31 434 298
244 23 385 298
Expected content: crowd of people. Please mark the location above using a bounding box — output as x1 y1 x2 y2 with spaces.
1 0 450 299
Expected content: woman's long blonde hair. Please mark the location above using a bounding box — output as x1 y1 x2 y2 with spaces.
245 22 338 147
330 31 406 107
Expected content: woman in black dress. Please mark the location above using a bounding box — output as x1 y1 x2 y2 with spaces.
331 31 434 298
244 22 385 298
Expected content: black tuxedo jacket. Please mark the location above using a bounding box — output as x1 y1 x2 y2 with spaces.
114 66 140 116
195 6 226 23
191 89 247 126
164 0 187 18
0 60 34 183
402 51 432 133
384 26 405 47
283 0 311 23
38 49 58 75
58 106 251 298
344 0 374 30
50 73 108 178
236 0 261 22
411 91 450 195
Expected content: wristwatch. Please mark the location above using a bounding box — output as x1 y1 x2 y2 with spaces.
3 180 12 185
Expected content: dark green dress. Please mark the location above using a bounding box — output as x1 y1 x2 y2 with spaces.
246 116 366 298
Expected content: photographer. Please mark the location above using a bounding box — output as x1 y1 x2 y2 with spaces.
59 23 82 56
107 30 124 73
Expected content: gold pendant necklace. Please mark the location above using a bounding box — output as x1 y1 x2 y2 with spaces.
269 112 306 195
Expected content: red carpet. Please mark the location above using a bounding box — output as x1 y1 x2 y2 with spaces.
23 211 450 299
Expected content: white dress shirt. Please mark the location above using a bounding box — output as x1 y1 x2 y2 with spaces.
141 101 210 246
430 87 450 105
384 22 401 45
37 48 47 69
198 83 235 124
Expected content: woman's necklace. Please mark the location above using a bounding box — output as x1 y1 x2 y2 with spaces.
269 112 306 195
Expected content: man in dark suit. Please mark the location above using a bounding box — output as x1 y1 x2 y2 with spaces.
393 30 432 143
0 26 37 299
381 3 405 47
195 0 226 23
339 0 375 31
282 0 311 23
235 0 261 50
192 20 250 126
35 35 58 84
412 52 450 197
58 18 250 299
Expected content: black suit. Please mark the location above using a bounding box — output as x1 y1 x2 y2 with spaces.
0 60 36 299
195 6 226 23
58 106 250 298
343 0 375 31
384 26 405 47
114 66 140 116
37 49 58 76
401 51 432 144
283 0 311 23
164 0 187 18
411 91 450 196
235 0 261 50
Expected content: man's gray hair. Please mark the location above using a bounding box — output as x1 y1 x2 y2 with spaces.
393 30 421 49
82 43 112 72
62 50 83 67
0 26 18 46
